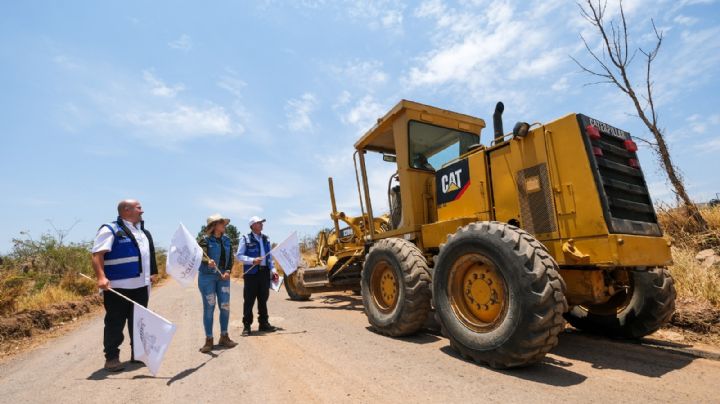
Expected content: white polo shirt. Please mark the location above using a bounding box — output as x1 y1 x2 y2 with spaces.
92 219 151 290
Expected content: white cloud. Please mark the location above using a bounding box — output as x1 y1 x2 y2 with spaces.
53 54 82 70
142 70 184 97
168 34 193 51
687 114 706 134
285 92 319 132
647 181 673 202
551 77 570 92
653 26 720 105
331 60 388 91
407 1 562 100
346 0 406 33
217 70 246 98
198 197 262 218
342 95 386 132
673 14 699 26
261 0 406 33
699 138 720 153
120 104 235 140
280 210 331 226
334 90 352 108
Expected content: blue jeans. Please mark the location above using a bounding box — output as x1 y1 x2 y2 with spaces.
198 272 231 337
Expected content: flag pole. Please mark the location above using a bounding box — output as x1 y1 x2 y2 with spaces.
201 250 226 277
242 252 272 275
78 272 172 324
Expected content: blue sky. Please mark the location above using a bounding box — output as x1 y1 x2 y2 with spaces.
1 0 719 253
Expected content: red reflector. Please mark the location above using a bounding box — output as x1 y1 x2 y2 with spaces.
624 139 638 152
628 158 640 168
586 125 601 140
593 146 603 156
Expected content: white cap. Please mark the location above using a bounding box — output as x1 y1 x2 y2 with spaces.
248 216 266 227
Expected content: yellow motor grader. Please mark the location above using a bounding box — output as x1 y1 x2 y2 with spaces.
287 100 675 368
284 178 391 301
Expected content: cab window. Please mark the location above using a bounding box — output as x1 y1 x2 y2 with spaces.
408 121 477 171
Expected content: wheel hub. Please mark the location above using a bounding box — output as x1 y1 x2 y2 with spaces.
371 262 398 312
449 254 507 330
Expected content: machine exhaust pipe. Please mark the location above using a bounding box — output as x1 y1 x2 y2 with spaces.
493 101 505 140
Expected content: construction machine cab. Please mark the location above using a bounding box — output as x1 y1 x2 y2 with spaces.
353 100 486 244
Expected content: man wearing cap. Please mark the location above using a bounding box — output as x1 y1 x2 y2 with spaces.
91 199 158 371
236 216 279 336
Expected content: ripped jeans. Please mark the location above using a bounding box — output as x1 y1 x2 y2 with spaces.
198 271 231 337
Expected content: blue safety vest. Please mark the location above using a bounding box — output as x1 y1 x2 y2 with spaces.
100 218 157 281
199 235 233 274
242 232 272 275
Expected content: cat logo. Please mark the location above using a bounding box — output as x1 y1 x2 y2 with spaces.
441 169 463 194
435 158 470 205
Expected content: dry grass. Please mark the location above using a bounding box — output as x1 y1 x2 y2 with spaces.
15 285 83 312
0 231 167 317
658 205 720 308
669 247 720 306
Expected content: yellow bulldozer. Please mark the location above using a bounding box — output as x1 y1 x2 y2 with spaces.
285 99 676 368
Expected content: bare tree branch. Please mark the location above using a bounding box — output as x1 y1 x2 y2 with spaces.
575 0 708 232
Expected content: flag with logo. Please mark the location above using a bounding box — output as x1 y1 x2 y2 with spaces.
270 231 301 276
132 303 177 376
166 223 203 287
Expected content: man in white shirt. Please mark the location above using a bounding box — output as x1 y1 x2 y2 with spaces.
236 216 279 336
91 199 158 371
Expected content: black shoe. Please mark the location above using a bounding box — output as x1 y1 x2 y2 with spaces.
241 326 251 336
104 358 125 372
259 323 277 332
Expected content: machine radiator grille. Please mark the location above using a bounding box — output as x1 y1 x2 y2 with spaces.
517 163 557 234
577 114 661 236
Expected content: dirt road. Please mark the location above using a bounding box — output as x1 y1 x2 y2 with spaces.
1 280 718 403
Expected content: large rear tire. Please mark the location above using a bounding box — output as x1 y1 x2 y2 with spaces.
564 267 675 338
361 238 432 336
433 221 567 368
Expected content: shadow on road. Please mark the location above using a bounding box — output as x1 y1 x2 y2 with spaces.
365 326 442 345
550 331 696 378
166 350 225 386
87 361 170 381
436 330 701 386
439 346 588 387
296 294 364 312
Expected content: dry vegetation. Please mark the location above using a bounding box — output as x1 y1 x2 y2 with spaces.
658 205 720 306
0 230 167 345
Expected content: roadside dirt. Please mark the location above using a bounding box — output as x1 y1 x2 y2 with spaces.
666 297 720 345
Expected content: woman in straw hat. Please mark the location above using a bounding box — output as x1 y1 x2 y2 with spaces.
197 213 238 353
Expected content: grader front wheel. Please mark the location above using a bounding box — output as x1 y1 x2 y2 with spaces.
433 222 568 369
284 271 312 301
361 238 432 337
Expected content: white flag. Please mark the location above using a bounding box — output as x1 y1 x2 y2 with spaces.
270 275 284 292
270 231 300 275
166 223 203 288
132 303 177 376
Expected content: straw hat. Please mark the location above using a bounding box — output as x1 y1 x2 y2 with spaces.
206 213 230 227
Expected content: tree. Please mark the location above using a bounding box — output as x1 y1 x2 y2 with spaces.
197 223 241 251
573 0 708 232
